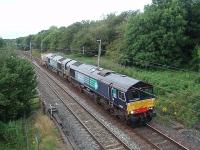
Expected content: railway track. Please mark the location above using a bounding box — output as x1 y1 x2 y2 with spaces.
146 124 189 150
126 123 190 150
34 61 132 150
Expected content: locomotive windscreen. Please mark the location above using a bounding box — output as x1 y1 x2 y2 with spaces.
128 87 154 101
128 91 140 102
140 87 154 100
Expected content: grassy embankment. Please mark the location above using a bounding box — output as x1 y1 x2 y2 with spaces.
0 98 65 150
34 50 200 128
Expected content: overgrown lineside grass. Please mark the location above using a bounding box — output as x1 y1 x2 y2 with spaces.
0 120 24 150
34 50 200 127
0 98 65 150
29 112 66 150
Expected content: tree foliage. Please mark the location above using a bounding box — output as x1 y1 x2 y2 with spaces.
0 51 37 122
123 0 200 67
15 12 134 54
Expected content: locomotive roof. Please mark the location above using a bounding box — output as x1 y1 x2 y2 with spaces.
46 53 54 56
58 57 66 63
103 73 143 91
52 55 63 61
44 53 55 59
70 62 151 92
61 58 72 65
66 60 77 67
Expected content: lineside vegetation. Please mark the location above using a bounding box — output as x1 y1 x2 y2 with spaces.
0 49 37 149
0 49 65 149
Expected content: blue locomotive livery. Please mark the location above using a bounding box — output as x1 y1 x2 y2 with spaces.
41 53 156 125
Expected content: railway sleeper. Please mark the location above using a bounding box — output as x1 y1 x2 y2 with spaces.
105 143 122 149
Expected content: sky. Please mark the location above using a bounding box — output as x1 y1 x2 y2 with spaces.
0 0 152 39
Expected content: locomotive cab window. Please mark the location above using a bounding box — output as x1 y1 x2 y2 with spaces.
128 91 139 102
118 91 125 101
140 87 154 99
111 88 117 98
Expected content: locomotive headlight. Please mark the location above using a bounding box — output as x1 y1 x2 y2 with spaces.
130 110 135 114
148 107 153 110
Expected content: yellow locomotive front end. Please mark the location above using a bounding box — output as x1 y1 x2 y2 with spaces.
127 98 155 115
126 87 156 125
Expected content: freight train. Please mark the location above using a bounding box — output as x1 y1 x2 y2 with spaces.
41 53 156 126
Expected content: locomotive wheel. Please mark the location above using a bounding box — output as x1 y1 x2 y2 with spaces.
147 115 152 122
78 85 83 93
130 116 138 128
94 94 101 105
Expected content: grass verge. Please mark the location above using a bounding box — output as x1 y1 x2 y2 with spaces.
29 111 66 150
0 98 66 150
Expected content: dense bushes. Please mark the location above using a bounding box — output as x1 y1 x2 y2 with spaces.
0 50 37 122
0 49 37 149
0 120 24 149
122 0 200 68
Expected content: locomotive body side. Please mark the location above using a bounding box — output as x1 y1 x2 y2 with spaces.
49 55 63 70
41 53 54 66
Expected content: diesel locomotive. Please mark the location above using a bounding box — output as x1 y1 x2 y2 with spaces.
41 53 156 125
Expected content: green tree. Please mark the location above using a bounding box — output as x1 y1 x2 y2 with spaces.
0 53 37 122
106 11 138 61
123 0 189 66
186 0 200 69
